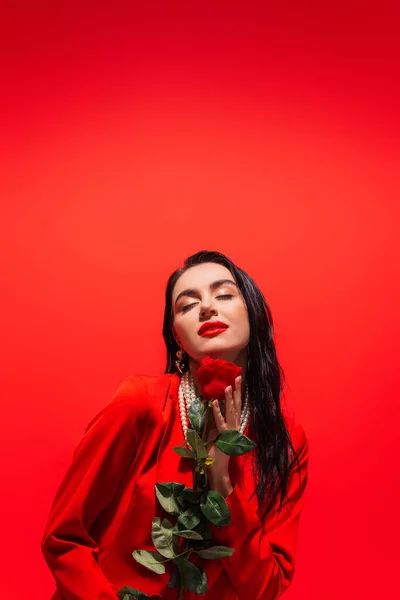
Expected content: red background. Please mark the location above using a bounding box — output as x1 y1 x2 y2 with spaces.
1 1 399 598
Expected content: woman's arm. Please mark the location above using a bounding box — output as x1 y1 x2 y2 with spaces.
41 376 149 600
210 423 309 600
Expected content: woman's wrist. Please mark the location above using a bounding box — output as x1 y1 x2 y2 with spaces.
209 473 234 498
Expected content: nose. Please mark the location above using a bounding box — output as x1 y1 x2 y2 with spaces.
200 304 217 317
200 293 218 318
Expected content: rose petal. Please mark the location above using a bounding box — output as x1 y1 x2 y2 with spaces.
196 356 242 401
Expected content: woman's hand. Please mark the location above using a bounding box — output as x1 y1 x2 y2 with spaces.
206 375 242 497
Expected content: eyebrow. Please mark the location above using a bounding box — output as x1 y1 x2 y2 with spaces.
174 279 238 305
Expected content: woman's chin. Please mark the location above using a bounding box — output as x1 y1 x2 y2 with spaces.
190 341 246 363
201 346 239 361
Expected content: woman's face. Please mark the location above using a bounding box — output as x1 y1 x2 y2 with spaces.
172 262 250 363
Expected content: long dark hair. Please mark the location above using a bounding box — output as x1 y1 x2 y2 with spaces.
162 250 301 515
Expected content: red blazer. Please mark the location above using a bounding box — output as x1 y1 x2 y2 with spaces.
41 372 309 600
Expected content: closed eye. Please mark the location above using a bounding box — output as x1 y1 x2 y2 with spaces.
180 294 233 312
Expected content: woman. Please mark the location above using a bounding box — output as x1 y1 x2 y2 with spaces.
41 249 309 600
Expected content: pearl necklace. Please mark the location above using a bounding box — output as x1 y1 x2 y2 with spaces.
178 370 250 440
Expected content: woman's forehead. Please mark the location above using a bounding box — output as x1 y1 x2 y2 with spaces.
172 263 234 297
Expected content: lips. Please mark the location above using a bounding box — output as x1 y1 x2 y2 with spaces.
198 321 229 336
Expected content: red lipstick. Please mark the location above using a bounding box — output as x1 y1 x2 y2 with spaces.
198 321 229 337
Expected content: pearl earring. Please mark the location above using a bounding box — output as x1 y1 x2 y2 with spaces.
175 348 186 374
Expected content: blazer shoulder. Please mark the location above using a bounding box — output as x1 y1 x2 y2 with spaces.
111 374 148 399
111 372 176 411
283 410 309 455
110 372 173 398
84 373 177 436
83 375 150 436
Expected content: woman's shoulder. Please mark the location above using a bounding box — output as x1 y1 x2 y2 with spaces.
108 372 178 414
113 372 178 399
84 372 178 435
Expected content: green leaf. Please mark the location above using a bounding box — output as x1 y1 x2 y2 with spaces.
186 429 208 460
132 549 166 574
167 568 180 588
215 430 257 456
155 482 185 516
117 586 151 600
172 446 196 458
172 525 203 539
151 518 176 558
177 507 201 530
197 546 235 560
174 558 208 594
192 518 213 541
200 490 231 526
176 487 198 510
188 397 206 434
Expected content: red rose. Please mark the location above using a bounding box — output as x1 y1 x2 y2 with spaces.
195 356 242 401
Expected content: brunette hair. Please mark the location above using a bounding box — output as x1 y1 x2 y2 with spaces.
162 250 301 515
